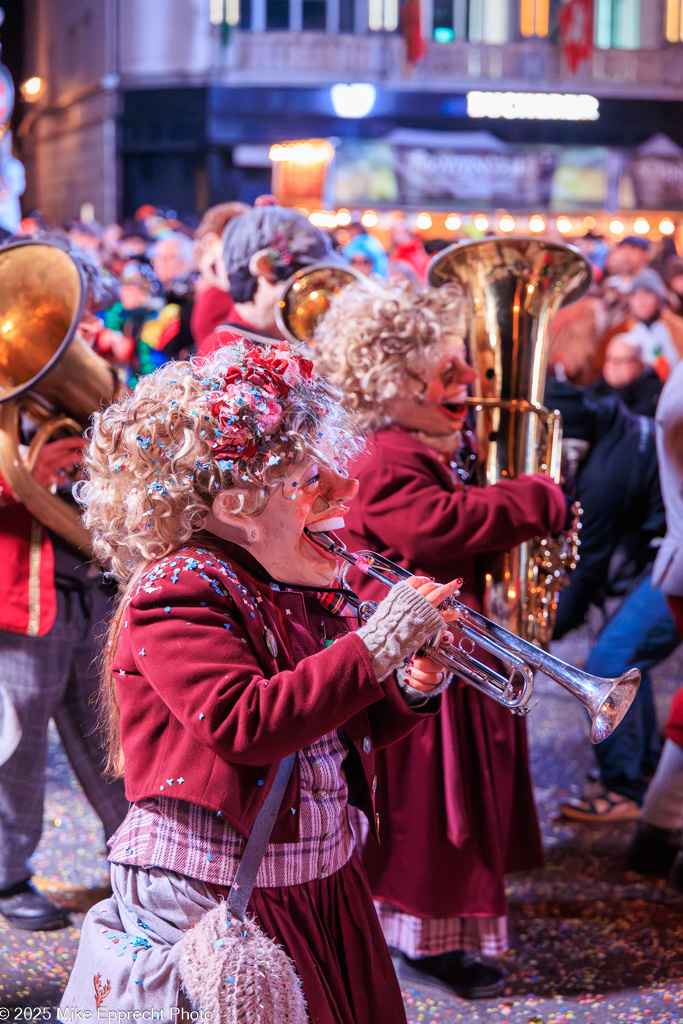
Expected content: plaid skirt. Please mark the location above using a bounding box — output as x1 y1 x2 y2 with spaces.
61 853 405 1024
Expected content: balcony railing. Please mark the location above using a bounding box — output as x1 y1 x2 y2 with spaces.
120 25 683 100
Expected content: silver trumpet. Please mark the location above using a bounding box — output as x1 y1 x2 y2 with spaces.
307 532 640 744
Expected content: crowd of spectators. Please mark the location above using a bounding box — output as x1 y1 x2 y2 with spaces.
10 201 683 399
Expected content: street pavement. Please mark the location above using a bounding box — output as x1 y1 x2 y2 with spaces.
0 620 682 1022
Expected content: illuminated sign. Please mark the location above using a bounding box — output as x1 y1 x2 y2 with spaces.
467 91 599 121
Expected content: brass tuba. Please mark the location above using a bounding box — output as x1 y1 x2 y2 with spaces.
275 262 367 345
428 237 592 648
0 240 123 558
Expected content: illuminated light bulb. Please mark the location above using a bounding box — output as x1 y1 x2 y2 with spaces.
361 210 379 228
336 208 351 226
609 219 625 235
498 215 516 233
583 215 596 229
445 215 462 231
659 218 675 235
473 215 489 231
556 217 573 234
415 212 432 230
330 83 377 119
633 217 650 235
309 211 327 227
529 215 546 233
22 77 42 96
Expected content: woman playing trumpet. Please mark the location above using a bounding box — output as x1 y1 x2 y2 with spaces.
314 280 569 997
60 339 463 1022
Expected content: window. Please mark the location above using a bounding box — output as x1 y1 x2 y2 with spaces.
339 2 355 31
665 0 683 41
303 0 326 29
266 0 290 29
595 0 640 49
520 0 549 37
433 0 457 41
368 0 399 31
430 0 510 42
209 0 252 28
469 0 510 43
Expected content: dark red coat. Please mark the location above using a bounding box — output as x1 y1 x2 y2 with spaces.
340 429 567 919
114 539 437 845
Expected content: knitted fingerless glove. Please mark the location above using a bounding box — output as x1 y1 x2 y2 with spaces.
356 580 445 682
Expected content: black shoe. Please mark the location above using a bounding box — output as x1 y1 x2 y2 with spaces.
400 951 505 999
626 821 682 878
670 850 683 894
0 879 69 931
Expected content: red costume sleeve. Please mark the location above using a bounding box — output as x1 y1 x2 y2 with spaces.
350 440 567 580
0 466 19 506
191 287 236 350
125 568 399 766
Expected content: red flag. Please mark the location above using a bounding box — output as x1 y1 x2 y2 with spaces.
400 0 428 67
559 0 593 74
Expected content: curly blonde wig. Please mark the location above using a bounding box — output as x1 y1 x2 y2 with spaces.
78 344 361 584
80 342 362 776
313 279 467 433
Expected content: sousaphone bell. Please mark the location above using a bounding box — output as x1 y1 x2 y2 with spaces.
0 240 122 557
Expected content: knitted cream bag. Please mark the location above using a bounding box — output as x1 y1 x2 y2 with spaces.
179 900 308 1023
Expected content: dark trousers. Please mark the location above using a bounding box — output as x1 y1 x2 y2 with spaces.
0 587 128 889
587 573 681 804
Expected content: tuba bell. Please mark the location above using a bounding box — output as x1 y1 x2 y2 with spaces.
275 261 367 345
0 240 123 558
428 237 592 648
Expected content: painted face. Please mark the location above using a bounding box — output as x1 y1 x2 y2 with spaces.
386 336 476 439
212 457 359 586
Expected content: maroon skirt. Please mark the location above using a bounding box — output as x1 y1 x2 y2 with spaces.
208 851 406 1024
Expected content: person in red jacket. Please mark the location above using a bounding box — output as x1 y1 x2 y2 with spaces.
314 279 568 998
0 243 128 932
196 203 342 356
60 340 462 1021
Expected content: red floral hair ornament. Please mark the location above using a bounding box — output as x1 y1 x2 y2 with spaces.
202 340 313 461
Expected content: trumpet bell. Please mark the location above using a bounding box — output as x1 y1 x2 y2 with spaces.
589 667 641 744
275 262 365 345
0 240 122 558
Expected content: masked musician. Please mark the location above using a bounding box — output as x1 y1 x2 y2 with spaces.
0 241 128 931
314 279 568 997
195 204 340 356
61 340 462 1021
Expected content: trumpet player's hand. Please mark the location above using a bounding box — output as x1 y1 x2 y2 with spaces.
32 437 84 488
406 575 462 624
404 634 454 693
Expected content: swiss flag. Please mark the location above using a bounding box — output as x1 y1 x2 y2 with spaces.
400 0 428 67
559 0 593 74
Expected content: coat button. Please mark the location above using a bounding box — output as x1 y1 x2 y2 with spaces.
264 628 278 658
372 775 377 794
314 789 326 802
363 736 371 754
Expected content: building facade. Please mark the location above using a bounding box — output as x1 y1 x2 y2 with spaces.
15 0 683 225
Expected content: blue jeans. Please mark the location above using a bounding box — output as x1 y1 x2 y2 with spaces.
586 573 680 804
